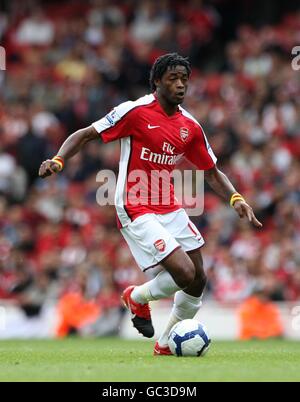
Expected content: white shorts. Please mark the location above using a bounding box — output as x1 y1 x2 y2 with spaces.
120 208 204 271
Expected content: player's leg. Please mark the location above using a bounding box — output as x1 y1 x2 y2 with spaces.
155 249 206 351
153 210 207 353
121 213 196 338
123 247 196 338
131 246 196 303
183 248 207 296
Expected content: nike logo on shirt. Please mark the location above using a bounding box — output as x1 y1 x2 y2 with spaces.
148 124 160 129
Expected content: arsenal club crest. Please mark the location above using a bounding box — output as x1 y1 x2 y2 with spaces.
180 127 189 142
154 239 166 252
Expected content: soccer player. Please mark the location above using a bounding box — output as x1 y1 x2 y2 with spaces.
39 53 262 355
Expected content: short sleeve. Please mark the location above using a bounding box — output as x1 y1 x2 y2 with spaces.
92 101 134 143
185 125 217 170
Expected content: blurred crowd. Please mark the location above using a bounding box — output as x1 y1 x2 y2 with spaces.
0 0 300 336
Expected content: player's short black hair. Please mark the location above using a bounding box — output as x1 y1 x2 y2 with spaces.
149 53 191 91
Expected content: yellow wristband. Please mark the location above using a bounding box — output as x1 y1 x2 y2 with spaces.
52 156 64 171
230 193 245 207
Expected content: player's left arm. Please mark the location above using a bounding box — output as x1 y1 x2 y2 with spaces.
204 165 262 228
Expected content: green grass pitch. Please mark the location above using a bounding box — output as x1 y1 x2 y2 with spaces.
0 338 300 382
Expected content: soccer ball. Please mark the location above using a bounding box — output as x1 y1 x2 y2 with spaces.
168 319 211 357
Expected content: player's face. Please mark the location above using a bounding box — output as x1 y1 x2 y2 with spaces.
157 65 189 105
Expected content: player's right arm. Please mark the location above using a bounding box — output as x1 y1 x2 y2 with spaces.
39 125 98 178
39 99 136 179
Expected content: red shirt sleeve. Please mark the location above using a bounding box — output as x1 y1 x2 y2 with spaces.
185 125 217 170
92 101 134 143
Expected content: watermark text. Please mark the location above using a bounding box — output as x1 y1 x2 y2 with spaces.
291 46 300 71
0 307 6 332
96 168 205 216
0 46 6 70
291 306 300 332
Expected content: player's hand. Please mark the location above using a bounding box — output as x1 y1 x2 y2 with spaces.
39 160 61 179
233 200 263 228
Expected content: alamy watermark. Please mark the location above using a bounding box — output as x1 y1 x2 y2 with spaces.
0 46 6 70
95 167 205 217
291 46 300 71
0 306 6 332
291 306 300 332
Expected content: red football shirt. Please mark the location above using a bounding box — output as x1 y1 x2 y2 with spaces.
92 93 217 228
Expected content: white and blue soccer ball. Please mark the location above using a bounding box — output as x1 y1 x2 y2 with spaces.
168 319 211 357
